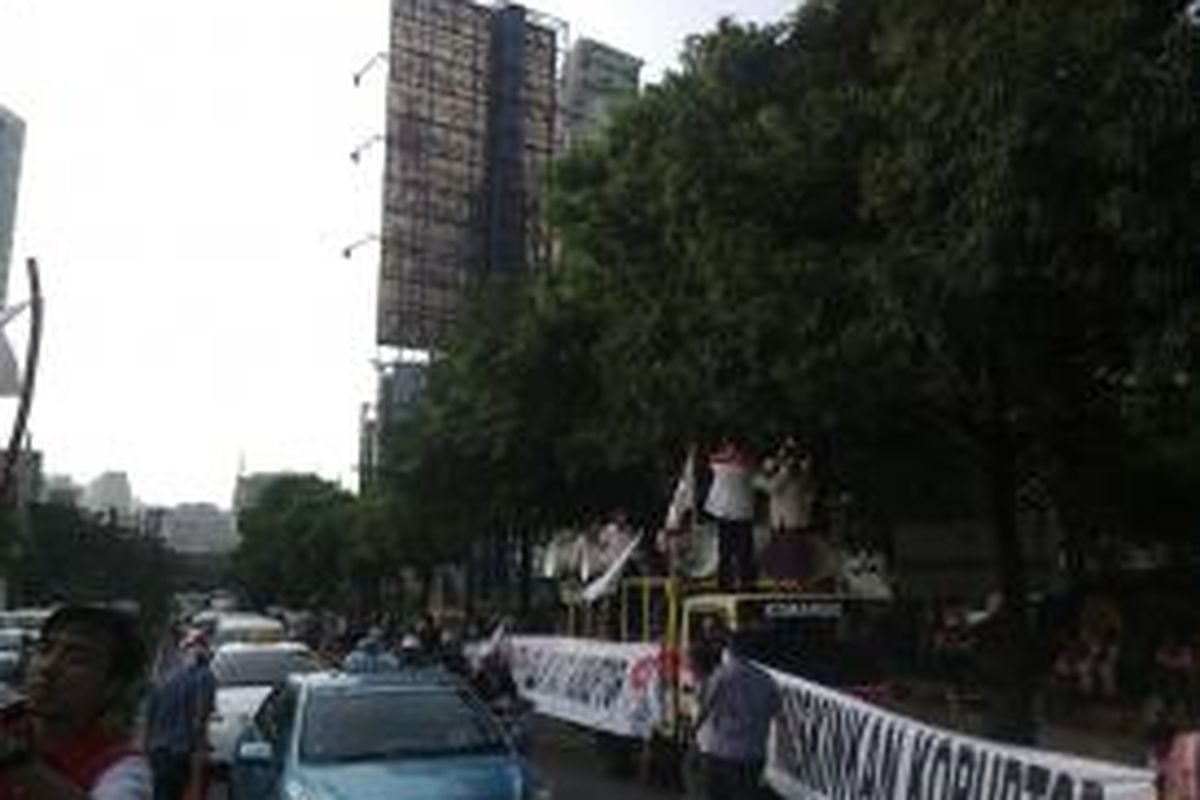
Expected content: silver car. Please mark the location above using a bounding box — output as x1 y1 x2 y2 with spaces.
208 642 323 770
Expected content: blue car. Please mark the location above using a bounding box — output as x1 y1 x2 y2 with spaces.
229 669 550 800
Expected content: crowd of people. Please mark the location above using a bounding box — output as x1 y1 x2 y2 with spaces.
545 436 866 594
0 603 536 800
9 603 1200 798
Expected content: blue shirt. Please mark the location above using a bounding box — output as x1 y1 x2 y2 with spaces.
144 659 216 756
696 651 781 762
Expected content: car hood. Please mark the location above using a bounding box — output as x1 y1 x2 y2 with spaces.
215 685 274 717
296 754 526 800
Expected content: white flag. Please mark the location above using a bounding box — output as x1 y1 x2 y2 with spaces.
582 533 643 603
664 447 696 531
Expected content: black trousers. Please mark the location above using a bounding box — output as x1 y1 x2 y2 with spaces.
150 750 192 800
703 754 767 800
717 519 756 590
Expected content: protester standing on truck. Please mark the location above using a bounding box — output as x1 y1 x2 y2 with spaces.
704 438 758 590
695 627 781 800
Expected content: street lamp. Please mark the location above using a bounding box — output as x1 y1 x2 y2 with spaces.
342 233 380 260
350 134 384 164
353 52 388 87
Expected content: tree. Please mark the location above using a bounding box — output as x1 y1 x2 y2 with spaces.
13 499 175 626
232 475 356 609
368 0 1198 743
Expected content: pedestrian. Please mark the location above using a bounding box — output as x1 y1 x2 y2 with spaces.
695 628 781 800
143 629 215 800
416 614 441 656
471 650 519 708
437 631 470 678
342 627 399 674
0 604 152 800
703 438 758 590
1150 707 1200 800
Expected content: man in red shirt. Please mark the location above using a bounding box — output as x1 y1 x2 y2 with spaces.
0 605 150 800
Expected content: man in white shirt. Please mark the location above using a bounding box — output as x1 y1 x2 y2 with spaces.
704 438 758 590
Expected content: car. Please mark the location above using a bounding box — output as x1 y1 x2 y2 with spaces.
0 608 53 636
229 669 551 800
0 628 33 687
213 613 287 648
209 642 324 770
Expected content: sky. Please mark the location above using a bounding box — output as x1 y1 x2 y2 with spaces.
0 0 796 508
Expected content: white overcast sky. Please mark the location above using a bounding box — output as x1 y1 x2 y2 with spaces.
0 0 796 508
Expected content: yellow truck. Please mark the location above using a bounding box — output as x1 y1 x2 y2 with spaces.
559 576 897 783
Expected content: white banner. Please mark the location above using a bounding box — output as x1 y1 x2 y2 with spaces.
508 636 665 738
764 668 1154 800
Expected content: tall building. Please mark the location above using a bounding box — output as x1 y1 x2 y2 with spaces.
359 361 428 489
0 105 25 305
159 503 238 555
83 471 135 519
560 38 641 149
378 0 560 350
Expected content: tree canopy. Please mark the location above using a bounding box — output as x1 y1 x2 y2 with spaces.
360 0 1198 740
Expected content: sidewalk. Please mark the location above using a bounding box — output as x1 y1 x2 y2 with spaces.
895 680 1146 766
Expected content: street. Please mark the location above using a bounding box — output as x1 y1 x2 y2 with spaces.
208 716 679 800
531 718 679 800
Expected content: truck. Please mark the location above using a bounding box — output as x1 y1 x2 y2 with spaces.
556 573 897 786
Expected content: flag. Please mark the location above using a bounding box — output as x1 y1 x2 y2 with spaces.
664 447 696 531
582 533 643 603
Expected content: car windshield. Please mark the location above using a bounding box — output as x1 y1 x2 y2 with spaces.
212 649 321 688
300 688 509 764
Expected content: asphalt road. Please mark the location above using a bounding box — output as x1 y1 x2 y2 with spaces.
531 717 681 800
209 716 681 800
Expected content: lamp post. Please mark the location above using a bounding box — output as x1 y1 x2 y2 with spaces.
352 52 388 87
341 233 380 261
350 134 384 164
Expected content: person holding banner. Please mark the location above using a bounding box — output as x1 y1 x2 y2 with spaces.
695 628 781 800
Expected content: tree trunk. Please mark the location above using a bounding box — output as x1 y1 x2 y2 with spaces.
981 366 1037 744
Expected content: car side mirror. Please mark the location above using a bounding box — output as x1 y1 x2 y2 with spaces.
236 741 275 765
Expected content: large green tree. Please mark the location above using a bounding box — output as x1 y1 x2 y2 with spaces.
373 0 1198 742
232 475 356 609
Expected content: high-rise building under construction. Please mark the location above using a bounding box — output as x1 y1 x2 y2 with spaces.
379 0 559 350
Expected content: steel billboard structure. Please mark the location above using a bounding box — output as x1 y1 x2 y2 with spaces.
379 0 559 350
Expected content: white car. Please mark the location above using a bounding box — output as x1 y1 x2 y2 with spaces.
211 613 286 649
207 641 322 769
